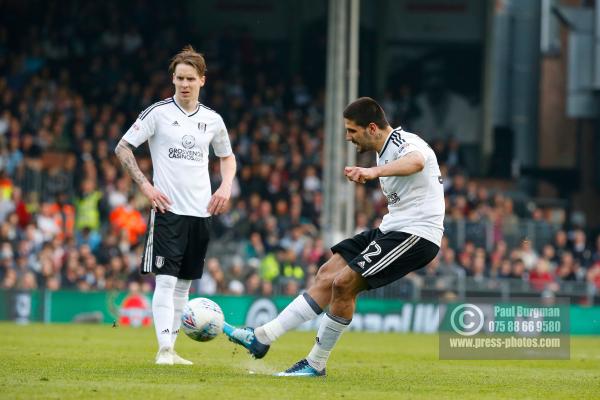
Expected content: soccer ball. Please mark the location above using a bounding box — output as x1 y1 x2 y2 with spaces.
181 297 224 342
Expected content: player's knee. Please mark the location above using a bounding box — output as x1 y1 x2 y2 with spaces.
316 254 346 281
331 274 354 298
314 263 335 288
155 274 177 292
174 279 192 296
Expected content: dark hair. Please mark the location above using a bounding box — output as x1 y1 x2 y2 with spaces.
169 45 206 77
343 97 389 129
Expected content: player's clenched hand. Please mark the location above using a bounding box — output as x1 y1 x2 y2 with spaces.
208 184 231 215
344 166 378 184
141 182 172 213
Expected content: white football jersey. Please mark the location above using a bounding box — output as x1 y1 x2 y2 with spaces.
376 127 445 246
122 97 233 217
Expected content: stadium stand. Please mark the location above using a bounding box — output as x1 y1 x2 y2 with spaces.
0 0 598 305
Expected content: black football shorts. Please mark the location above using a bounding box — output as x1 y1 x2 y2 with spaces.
140 210 211 280
331 228 439 289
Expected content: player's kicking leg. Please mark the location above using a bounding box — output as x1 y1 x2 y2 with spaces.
223 253 347 359
278 232 439 376
276 266 367 377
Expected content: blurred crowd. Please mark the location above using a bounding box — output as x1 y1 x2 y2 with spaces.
1 1 599 300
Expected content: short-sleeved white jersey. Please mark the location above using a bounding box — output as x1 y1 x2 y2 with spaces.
376 127 445 246
122 97 232 217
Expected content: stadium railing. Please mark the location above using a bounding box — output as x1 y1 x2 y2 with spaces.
360 275 597 305
443 219 561 252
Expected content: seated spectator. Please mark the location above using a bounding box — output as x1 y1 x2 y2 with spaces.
496 259 513 279
197 258 226 295
283 278 300 296
280 225 307 257
260 248 282 283
228 279 245 295
556 252 578 281
109 195 146 245
489 240 507 272
37 202 61 241
438 248 465 278
307 237 328 266
540 244 558 270
529 259 556 291
470 253 487 282
1 268 17 289
244 232 266 259
75 179 103 234
225 256 246 295
571 229 592 268
261 279 274 297
511 259 527 280
76 227 102 252
424 256 440 277
552 230 569 263
593 234 600 264
518 239 539 271
17 271 37 290
244 271 261 295
279 249 305 284
586 261 600 289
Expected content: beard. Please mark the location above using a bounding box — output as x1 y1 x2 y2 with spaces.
353 142 368 153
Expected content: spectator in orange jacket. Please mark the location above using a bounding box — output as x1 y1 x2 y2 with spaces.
109 195 146 245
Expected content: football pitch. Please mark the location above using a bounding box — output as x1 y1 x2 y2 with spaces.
0 323 598 399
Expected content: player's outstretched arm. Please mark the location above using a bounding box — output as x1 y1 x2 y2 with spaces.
114 139 172 212
344 151 425 184
208 154 236 215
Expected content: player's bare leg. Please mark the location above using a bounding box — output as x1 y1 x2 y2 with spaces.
305 254 348 308
223 254 348 358
326 266 368 320
278 267 368 376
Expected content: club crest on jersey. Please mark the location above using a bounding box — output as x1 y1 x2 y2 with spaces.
155 256 165 268
182 135 195 149
197 122 207 132
386 192 401 205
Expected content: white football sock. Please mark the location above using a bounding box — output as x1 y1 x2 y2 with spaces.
255 292 322 345
171 279 191 348
152 274 177 350
307 313 351 371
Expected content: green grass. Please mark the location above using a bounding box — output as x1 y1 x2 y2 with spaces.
0 323 599 399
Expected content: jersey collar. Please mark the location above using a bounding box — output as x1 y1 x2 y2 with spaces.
172 96 201 117
378 127 402 156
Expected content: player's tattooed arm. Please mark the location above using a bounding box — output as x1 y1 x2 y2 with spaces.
114 139 172 212
114 139 149 187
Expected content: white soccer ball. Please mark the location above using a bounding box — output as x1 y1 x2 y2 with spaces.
181 297 224 342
